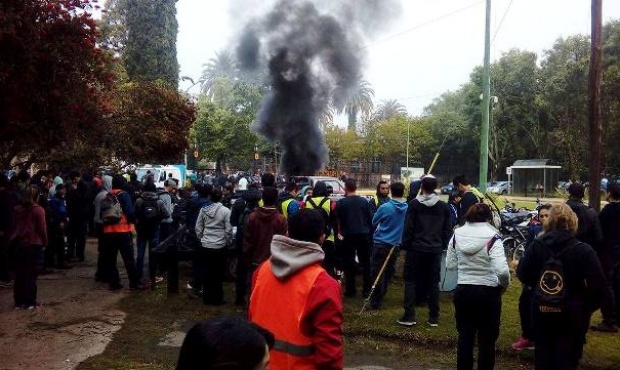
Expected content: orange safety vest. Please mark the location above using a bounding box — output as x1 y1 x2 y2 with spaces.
103 189 135 234
249 261 323 370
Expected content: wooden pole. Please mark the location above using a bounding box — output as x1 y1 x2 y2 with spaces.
588 0 603 211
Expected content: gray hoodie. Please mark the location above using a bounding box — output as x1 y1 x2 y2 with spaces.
415 193 440 207
93 175 112 225
195 202 232 249
269 234 325 280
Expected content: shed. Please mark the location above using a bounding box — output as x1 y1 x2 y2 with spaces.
509 159 561 197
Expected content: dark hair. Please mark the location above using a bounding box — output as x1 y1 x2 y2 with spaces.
261 172 275 187
55 183 65 192
313 181 328 197
16 170 31 184
568 183 585 199
112 174 127 189
198 184 213 199
143 182 157 192
261 187 278 206
465 203 492 223
176 316 274 370
421 177 438 194
538 203 552 215
390 182 405 198
210 188 222 203
608 183 620 200
288 209 325 243
375 180 388 196
248 183 259 190
23 184 40 206
452 175 470 187
344 178 357 192
285 181 298 192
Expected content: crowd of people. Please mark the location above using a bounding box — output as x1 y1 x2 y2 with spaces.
1 167 619 370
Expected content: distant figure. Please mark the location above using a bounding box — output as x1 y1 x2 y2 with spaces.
176 316 274 370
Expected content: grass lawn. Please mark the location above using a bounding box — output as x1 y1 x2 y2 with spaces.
77 266 620 369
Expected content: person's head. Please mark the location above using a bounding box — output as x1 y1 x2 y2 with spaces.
261 187 278 207
198 183 213 199
305 187 313 198
261 172 275 188
176 316 274 370
544 203 578 234
143 182 157 192
606 183 620 202
376 181 389 197
165 179 177 193
538 203 552 224
567 183 585 200
22 184 40 206
344 178 357 194
452 175 471 193
285 182 299 197
465 203 493 223
313 181 328 197
421 175 438 195
55 183 66 197
288 209 326 245
112 174 127 189
210 188 222 203
16 171 31 190
390 182 405 198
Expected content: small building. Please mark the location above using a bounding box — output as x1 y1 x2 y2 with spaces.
509 159 562 197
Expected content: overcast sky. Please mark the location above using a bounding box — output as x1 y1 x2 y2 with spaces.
176 0 620 121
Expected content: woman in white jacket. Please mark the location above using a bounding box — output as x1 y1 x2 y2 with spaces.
446 203 510 370
195 189 232 305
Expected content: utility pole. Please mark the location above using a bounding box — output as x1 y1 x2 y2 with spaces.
479 0 492 192
589 0 603 210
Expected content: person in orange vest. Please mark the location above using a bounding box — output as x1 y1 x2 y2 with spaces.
249 209 343 370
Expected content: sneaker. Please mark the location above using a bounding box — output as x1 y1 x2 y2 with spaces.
397 317 417 327
427 320 439 327
154 276 164 284
512 337 535 350
591 322 619 333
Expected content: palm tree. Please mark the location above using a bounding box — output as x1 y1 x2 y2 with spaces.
375 99 407 121
339 80 375 131
199 50 238 99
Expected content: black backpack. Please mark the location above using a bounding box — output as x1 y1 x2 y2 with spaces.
235 201 258 249
306 197 332 237
140 197 161 221
534 241 580 314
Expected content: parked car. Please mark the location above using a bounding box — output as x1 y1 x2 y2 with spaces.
487 181 511 195
292 176 346 200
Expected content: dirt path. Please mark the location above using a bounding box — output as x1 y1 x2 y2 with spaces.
0 240 126 370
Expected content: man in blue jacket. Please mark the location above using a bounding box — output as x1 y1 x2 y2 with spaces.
369 182 408 309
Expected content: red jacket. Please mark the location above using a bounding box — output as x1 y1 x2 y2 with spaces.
10 204 47 247
251 262 343 369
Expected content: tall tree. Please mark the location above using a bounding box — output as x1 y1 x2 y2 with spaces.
199 51 238 100
375 99 407 121
98 0 128 56
339 79 375 131
0 0 115 168
124 0 179 88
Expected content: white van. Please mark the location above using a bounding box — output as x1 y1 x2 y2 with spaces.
135 165 186 189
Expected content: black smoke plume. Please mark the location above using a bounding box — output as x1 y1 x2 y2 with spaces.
236 0 400 175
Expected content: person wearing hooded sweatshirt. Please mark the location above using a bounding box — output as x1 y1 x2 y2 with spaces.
277 182 300 218
93 174 113 282
243 187 287 271
369 182 408 310
447 203 510 370
249 209 343 370
517 203 606 370
399 175 453 327
48 175 64 197
195 188 232 305
135 182 170 286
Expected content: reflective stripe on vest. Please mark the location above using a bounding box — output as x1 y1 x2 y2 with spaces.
103 190 134 234
305 196 334 242
249 261 323 369
281 198 294 218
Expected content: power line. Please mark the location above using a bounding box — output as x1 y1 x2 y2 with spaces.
361 1 485 50
491 0 515 45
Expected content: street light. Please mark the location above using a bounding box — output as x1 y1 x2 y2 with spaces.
253 144 259 175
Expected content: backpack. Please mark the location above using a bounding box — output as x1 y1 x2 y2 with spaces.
140 196 161 221
100 192 123 225
306 197 332 237
534 241 580 314
235 201 258 249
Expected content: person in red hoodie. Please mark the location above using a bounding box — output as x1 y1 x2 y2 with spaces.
249 209 343 370
242 187 288 306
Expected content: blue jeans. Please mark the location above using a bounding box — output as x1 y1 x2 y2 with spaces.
136 226 160 282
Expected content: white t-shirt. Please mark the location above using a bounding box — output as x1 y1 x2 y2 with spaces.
238 177 248 191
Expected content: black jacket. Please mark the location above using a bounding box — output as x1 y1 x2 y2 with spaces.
566 199 603 250
402 196 452 253
517 230 606 323
599 202 620 268
336 195 372 236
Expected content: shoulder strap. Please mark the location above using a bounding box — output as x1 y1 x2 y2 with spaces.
486 234 502 254
317 197 329 209
307 197 319 209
